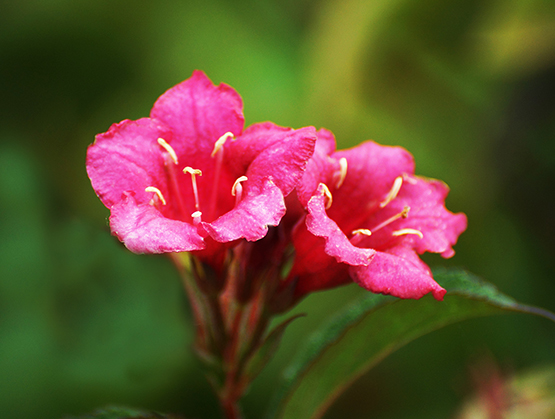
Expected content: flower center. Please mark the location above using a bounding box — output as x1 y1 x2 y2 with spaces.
349 176 424 243
145 133 248 224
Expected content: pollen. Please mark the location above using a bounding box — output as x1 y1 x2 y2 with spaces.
157 138 178 165
211 132 235 157
319 183 333 209
392 228 424 239
231 176 248 196
380 176 403 208
145 186 167 205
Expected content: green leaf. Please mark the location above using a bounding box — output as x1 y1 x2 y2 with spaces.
64 405 183 419
244 314 305 382
269 268 555 419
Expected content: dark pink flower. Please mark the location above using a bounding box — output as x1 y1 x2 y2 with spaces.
87 71 316 256
289 133 467 301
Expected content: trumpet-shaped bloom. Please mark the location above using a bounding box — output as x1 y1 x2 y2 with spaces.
87 71 316 255
290 135 467 301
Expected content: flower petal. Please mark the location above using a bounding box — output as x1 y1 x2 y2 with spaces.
86 118 172 209
359 175 467 258
228 122 317 195
110 192 205 253
200 179 286 242
327 141 416 232
305 186 375 266
150 70 245 157
289 218 352 296
296 130 339 207
350 246 446 300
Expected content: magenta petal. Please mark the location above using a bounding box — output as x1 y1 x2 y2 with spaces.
150 70 245 156
201 179 285 242
110 193 205 253
296 133 339 207
350 246 446 301
86 118 171 208
290 220 352 296
306 186 375 266
362 175 467 258
327 141 416 232
229 122 317 196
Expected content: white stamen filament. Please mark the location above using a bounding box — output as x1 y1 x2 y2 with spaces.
350 228 372 245
211 132 234 157
334 157 348 189
319 183 333 209
380 176 403 208
183 167 202 211
231 175 248 196
145 186 167 205
392 228 424 239
371 206 410 232
157 138 178 165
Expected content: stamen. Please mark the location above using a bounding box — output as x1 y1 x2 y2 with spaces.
145 186 167 205
392 228 424 239
334 157 348 189
319 183 333 209
402 173 418 185
183 167 203 211
370 206 410 232
350 228 372 246
352 228 372 236
191 210 202 225
157 138 178 165
211 132 234 157
380 176 403 208
231 176 248 196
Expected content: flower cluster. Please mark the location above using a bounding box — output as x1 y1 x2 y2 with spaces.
87 71 467 410
87 70 466 303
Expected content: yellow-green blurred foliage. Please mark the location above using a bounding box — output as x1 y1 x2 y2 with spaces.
1 0 555 418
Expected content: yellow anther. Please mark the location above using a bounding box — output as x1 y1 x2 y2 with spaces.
145 186 167 205
334 157 348 189
352 228 372 237
392 228 424 239
211 132 234 157
380 176 403 208
157 138 178 165
183 167 202 176
231 176 248 196
319 183 333 209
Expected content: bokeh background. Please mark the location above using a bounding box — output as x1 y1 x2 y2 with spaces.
1 0 555 418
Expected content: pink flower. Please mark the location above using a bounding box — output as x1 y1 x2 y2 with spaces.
288 132 467 301
87 71 316 256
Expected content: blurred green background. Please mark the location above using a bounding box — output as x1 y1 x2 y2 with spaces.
1 0 555 418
